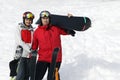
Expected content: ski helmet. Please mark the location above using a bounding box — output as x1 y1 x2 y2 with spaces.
23 11 34 19
36 10 51 25
23 11 34 24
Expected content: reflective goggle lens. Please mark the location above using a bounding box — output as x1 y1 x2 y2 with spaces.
26 13 34 19
41 12 49 18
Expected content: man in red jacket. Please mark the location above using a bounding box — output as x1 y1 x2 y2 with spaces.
31 10 75 80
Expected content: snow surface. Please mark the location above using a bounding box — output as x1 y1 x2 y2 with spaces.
0 0 120 80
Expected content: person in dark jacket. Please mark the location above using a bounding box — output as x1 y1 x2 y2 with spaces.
31 10 75 80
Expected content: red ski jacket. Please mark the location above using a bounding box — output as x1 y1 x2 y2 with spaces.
32 25 67 63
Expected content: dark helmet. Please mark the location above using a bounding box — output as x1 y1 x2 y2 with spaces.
23 11 34 19
23 11 34 24
36 10 51 25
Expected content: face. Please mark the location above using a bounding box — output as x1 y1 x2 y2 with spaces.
24 18 33 27
41 17 49 26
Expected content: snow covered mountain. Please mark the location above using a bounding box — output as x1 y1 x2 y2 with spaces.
0 0 120 80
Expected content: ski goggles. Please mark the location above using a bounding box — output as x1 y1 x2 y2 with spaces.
40 11 50 18
26 13 34 19
23 13 34 19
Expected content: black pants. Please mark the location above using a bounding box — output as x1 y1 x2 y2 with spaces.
35 61 61 80
9 59 19 77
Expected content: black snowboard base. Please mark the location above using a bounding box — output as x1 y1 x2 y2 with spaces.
48 48 60 80
29 51 37 80
51 14 91 31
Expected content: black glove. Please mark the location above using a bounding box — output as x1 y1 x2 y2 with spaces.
66 30 76 36
30 49 37 57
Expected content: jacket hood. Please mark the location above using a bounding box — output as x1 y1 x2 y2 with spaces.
36 17 41 24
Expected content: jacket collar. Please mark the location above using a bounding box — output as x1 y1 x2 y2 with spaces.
38 25 48 29
19 22 33 31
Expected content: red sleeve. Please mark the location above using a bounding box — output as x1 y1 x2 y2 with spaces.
31 30 38 50
57 27 68 35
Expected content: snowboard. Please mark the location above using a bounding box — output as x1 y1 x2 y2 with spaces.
48 48 60 80
29 50 37 80
50 14 91 31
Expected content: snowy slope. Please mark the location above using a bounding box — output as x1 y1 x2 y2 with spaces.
0 0 120 80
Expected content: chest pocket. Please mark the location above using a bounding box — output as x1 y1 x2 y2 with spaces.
21 30 31 43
